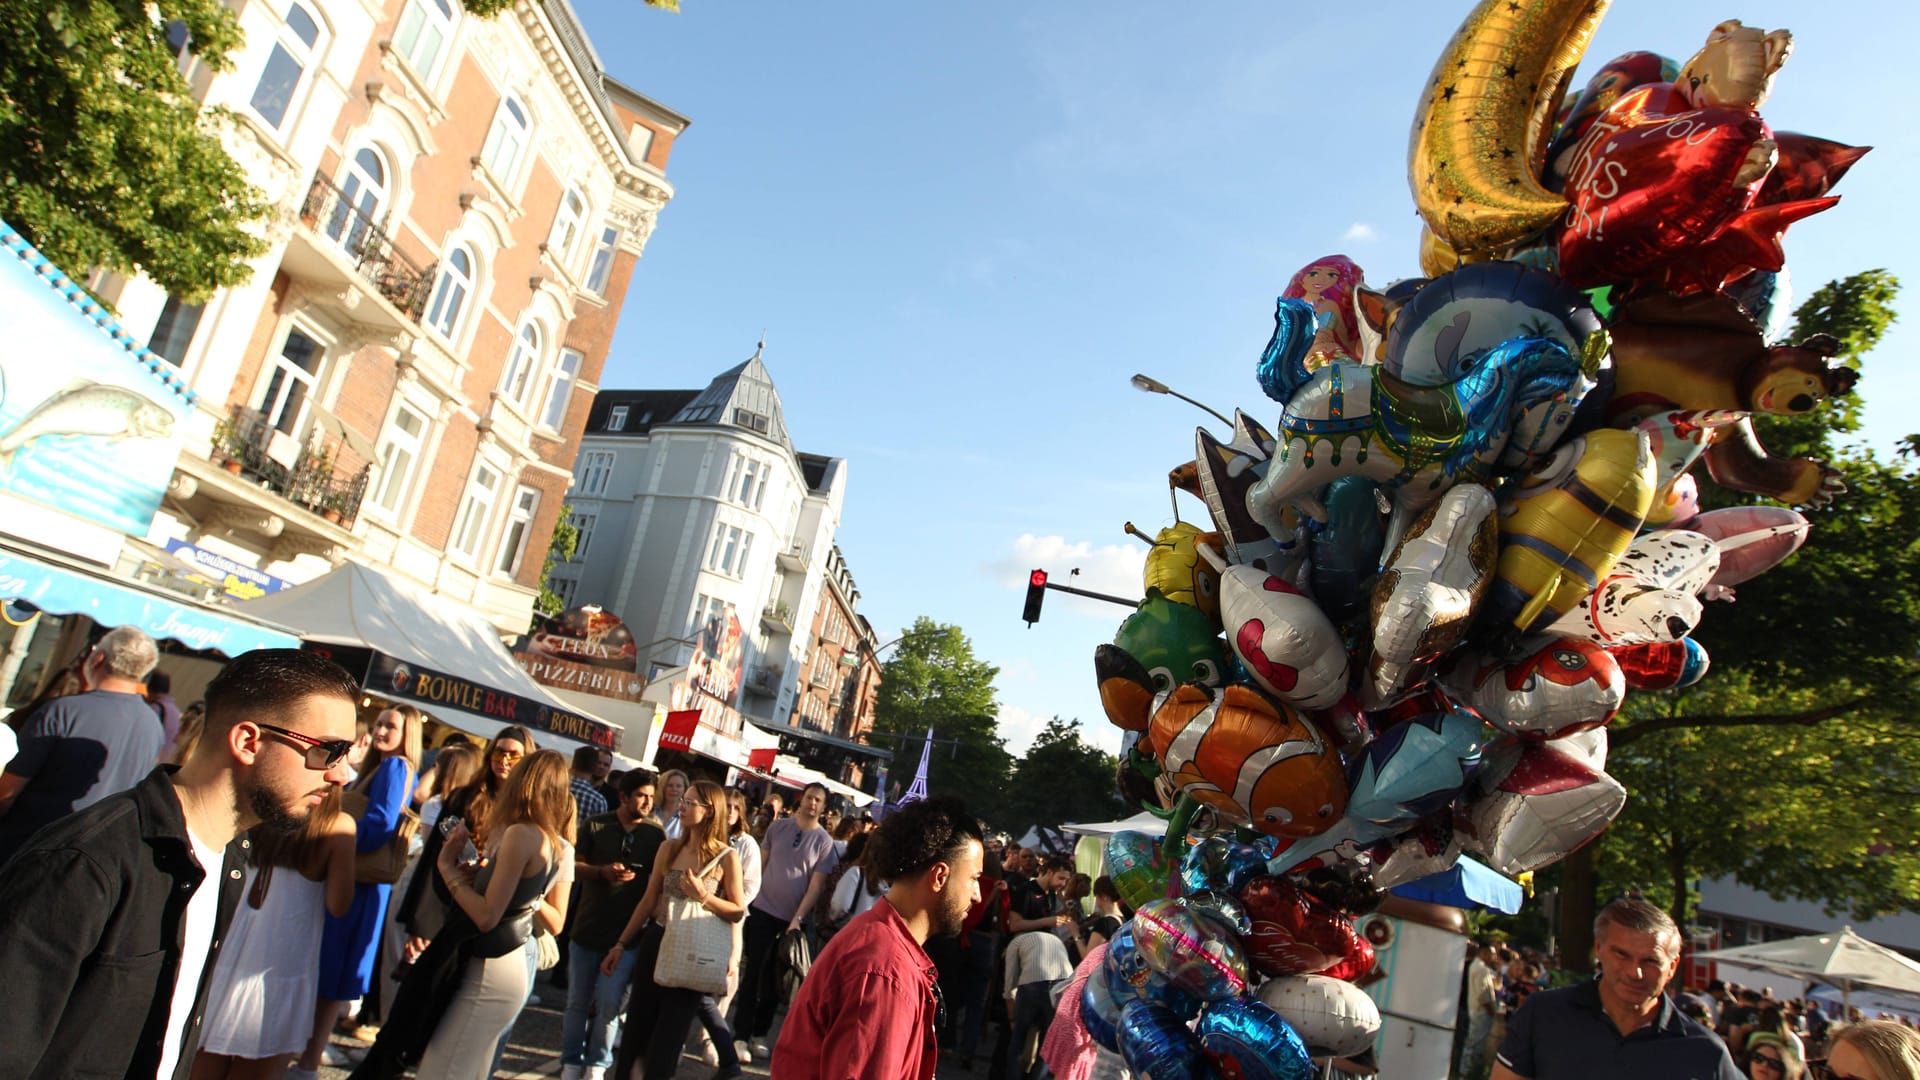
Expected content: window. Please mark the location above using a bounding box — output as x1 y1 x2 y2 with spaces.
549 187 587 266
584 227 619 294
373 402 429 515
165 19 192 58
735 459 762 506
689 593 726 636
538 348 581 430
628 124 655 163
569 512 596 562
706 523 753 576
392 0 455 81
451 462 501 560
496 486 539 575
325 147 389 259
425 246 474 338
733 408 770 434
607 405 628 432
578 450 615 496
549 575 577 610
500 320 541 404
479 96 530 180
147 295 204 366
249 1 321 130
258 327 323 435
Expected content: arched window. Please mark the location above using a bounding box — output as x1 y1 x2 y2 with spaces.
502 320 542 404
393 0 456 81
548 186 587 265
425 245 474 338
326 146 389 258
479 96 530 180
249 1 322 131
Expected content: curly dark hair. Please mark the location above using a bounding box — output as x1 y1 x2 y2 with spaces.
866 796 983 882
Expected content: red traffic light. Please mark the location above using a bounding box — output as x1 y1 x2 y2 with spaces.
1022 569 1048 625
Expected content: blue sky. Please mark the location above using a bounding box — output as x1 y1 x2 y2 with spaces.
574 0 1920 758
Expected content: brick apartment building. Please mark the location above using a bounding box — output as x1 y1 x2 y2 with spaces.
97 0 684 632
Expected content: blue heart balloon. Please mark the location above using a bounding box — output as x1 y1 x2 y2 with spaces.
1081 968 1125 1051
1119 998 1205 1080
1197 996 1316 1080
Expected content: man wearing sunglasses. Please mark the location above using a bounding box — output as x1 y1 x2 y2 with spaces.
0 648 360 1080
1493 898 1742 1080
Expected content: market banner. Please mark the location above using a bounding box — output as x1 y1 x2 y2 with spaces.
365 652 621 750
660 709 700 754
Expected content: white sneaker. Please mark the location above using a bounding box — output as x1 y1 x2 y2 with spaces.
321 1043 362 1067
561 1067 584 1080
734 1039 753 1062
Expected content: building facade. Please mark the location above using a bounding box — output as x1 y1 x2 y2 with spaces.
790 550 885 780
96 0 684 633
550 350 886 779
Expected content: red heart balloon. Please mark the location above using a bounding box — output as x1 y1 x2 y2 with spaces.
1557 84 1767 290
1238 876 1375 979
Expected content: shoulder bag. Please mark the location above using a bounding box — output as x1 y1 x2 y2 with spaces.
654 849 731 995
343 770 420 886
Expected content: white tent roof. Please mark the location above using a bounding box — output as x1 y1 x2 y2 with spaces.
239 560 618 751
1695 927 1920 998
1061 810 1169 838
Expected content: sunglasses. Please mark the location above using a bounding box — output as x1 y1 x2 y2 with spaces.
1813 1065 1868 1080
1752 1055 1785 1072
492 748 524 763
258 723 354 770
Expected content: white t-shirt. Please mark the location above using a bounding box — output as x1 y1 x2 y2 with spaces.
156 828 226 1077
732 832 763 907
0 722 16 771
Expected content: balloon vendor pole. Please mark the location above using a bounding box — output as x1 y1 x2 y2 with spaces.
1159 792 1201 865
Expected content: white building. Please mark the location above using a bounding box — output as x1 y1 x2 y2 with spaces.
550 347 851 751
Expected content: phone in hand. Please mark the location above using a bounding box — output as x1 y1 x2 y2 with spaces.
438 814 462 838
458 839 481 868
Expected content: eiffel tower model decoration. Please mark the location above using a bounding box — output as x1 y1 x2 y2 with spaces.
897 727 933 806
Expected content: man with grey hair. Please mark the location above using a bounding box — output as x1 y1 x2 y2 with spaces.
0 625 164 863
1492 897 1740 1080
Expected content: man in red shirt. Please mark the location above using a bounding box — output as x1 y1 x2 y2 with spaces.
772 795 984 1080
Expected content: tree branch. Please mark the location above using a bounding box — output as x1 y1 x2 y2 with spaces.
1613 693 1883 747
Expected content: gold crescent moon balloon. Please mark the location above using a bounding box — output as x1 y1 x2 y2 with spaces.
1408 0 1612 260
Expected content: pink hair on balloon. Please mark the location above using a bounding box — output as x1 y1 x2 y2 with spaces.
1281 255 1366 311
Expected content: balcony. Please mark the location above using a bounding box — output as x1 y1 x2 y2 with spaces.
761 601 794 635
278 172 436 340
809 666 835 691
776 542 808 572
743 664 782 698
209 406 371 528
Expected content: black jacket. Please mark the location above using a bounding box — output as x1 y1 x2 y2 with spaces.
0 766 248 1080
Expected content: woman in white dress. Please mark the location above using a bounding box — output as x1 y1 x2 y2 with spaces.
193 791 356 1080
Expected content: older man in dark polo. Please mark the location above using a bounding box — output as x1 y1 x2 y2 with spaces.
1493 898 1741 1080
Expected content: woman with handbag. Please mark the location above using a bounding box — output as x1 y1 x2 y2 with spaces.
299 706 422 1070
413 748 575 1079
192 791 356 1080
602 780 747 1080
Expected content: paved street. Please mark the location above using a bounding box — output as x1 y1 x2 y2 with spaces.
317 967 1005 1078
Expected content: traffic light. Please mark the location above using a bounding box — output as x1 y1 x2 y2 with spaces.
1022 569 1047 625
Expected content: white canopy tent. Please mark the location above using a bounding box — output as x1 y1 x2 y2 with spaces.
240 560 620 751
1695 927 1920 1008
1061 810 1171 838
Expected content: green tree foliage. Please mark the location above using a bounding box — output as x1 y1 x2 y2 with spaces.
1547 271 1917 969
1 1 269 300
534 505 580 619
869 617 1012 814
1000 717 1123 838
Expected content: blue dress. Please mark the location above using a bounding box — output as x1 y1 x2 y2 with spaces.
318 756 415 1001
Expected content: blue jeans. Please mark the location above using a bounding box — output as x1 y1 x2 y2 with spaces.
563 941 636 1068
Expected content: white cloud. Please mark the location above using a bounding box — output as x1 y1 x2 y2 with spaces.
987 533 1146 618
996 702 1054 757
1343 222 1379 242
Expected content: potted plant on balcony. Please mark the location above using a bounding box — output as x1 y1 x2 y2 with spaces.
318 488 348 525
211 418 247 474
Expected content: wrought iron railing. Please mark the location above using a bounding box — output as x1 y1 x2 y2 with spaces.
299 173 436 319
210 406 371 528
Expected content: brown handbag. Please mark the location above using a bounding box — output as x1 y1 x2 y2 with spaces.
341 789 420 886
